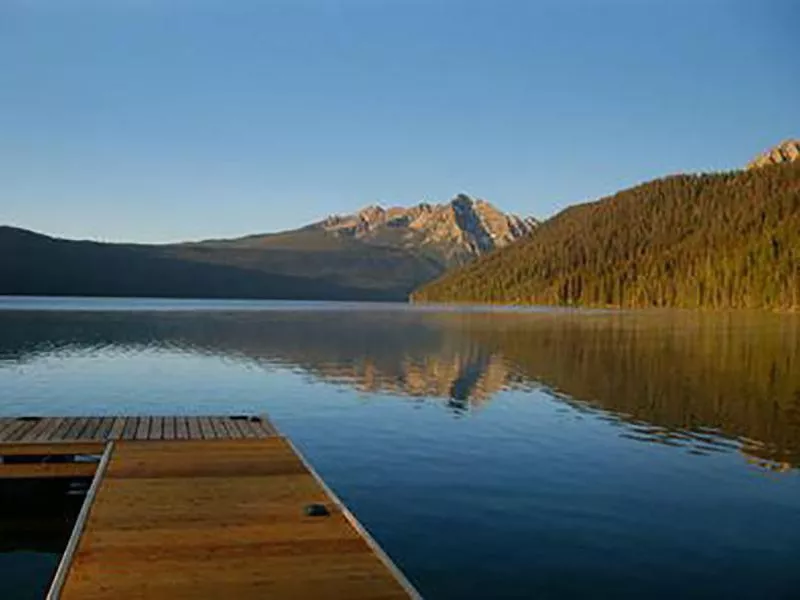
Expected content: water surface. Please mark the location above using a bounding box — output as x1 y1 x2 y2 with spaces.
1 297 799 599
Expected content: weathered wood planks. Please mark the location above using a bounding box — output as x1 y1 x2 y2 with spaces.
0 416 276 443
0 462 97 479
0 442 104 479
0 442 104 456
58 438 418 599
0 416 419 597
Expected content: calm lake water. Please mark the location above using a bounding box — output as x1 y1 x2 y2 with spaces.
1 297 799 599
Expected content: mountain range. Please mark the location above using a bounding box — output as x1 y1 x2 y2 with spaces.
0 195 535 301
3 139 797 307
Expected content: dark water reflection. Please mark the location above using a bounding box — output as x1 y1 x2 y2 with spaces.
0 479 86 600
1 305 798 469
467 311 800 470
0 300 799 599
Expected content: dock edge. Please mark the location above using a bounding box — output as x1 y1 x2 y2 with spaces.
46 440 115 600
284 437 424 600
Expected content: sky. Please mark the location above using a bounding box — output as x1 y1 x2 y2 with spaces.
1 0 797 243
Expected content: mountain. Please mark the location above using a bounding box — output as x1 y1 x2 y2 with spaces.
413 149 800 310
0 195 535 301
312 194 537 264
196 194 536 266
748 139 800 169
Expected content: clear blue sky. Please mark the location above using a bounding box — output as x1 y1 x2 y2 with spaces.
1 0 797 243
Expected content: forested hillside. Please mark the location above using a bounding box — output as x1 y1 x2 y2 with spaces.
413 161 800 310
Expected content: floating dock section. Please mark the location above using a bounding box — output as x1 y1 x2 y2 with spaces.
0 416 420 599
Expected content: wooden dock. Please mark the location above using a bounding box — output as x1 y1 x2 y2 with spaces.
0 416 420 599
0 416 276 443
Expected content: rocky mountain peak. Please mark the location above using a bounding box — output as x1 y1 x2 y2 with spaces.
317 194 537 265
747 139 800 169
356 204 386 220
450 193 475 208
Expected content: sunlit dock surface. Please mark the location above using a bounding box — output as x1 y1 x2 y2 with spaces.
0 416 419 599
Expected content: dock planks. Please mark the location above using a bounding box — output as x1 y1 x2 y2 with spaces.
0 416 276 443
0 442 104 456
57 438 418 599
0 442 104 479
0 415 418 597
0 462 97 479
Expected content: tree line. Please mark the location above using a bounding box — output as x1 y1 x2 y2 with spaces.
413 162 800 310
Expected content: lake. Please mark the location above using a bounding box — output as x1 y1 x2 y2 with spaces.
0 297 799 599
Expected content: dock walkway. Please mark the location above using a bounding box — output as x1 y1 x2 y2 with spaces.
0 416 419 599
0 415 275 443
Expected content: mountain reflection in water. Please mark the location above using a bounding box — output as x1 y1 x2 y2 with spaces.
0 306 798 470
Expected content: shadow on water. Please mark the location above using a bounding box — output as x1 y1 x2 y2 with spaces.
0 478 87 600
